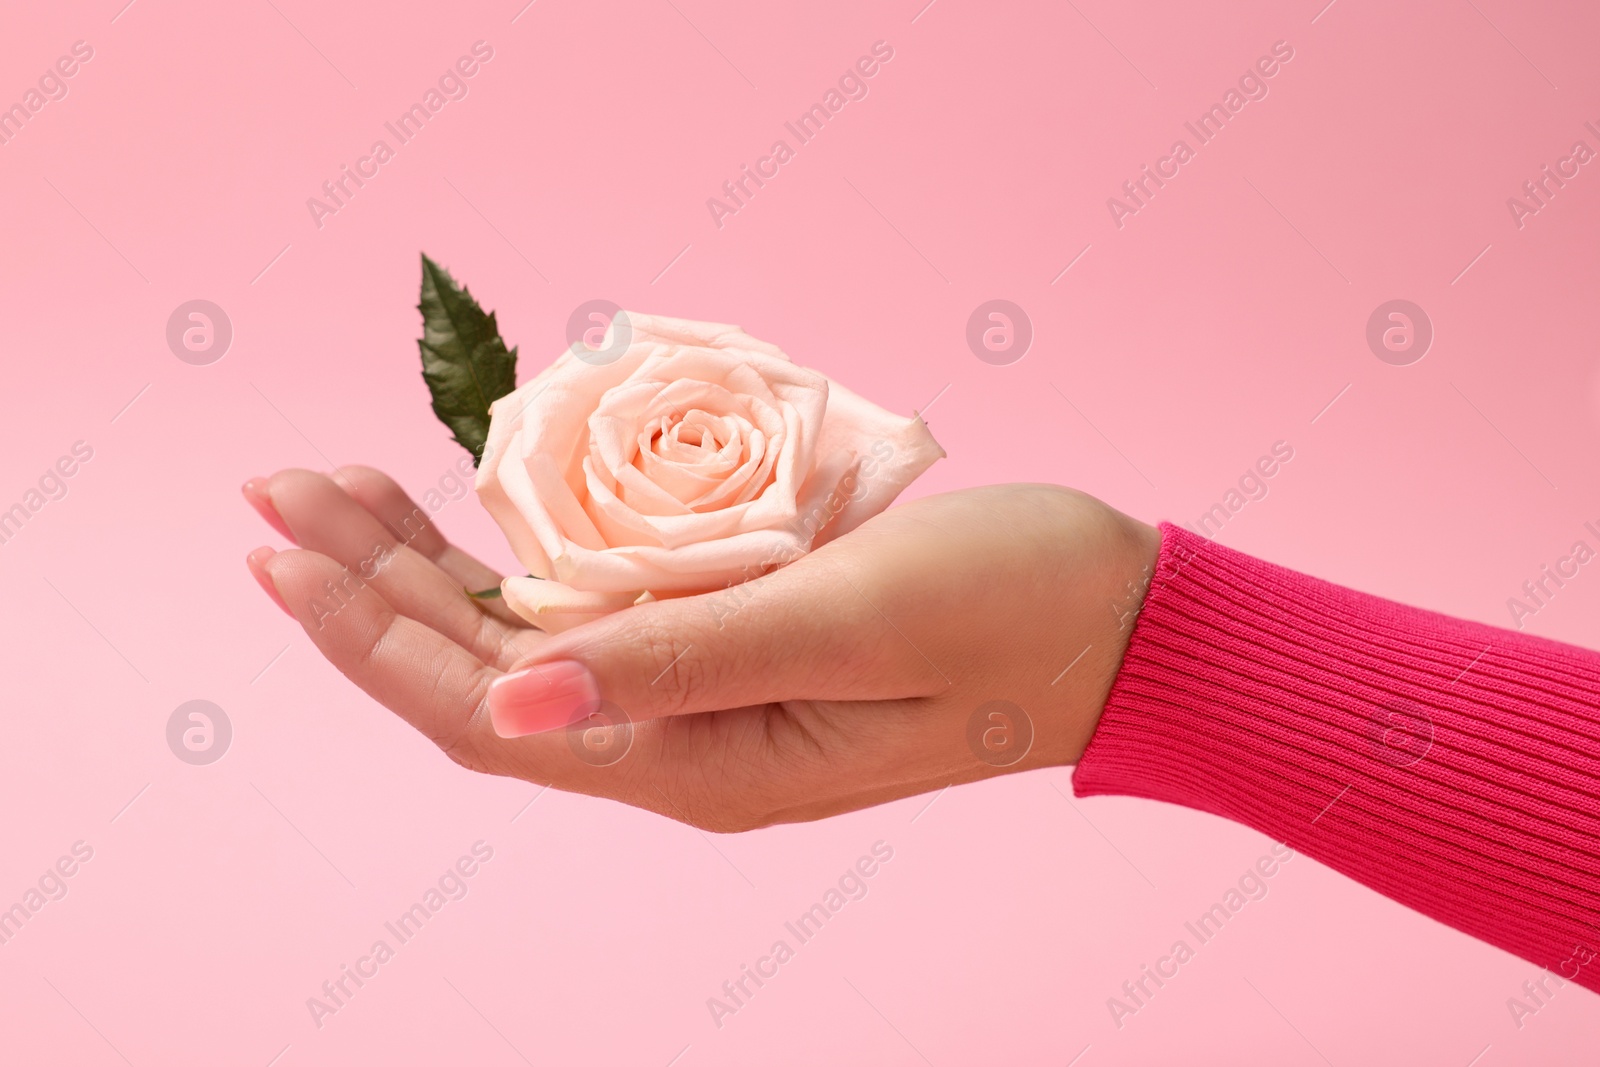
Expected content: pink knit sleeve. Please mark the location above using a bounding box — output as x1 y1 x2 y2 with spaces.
1073 523 1600 988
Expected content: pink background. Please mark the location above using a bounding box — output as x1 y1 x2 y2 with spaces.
3 0 1598 1062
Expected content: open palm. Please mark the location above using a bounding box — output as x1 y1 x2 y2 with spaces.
246 468 1158 830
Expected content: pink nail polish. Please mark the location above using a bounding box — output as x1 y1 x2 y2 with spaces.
489 661 600 738
241 478 296 543
246 547 293 618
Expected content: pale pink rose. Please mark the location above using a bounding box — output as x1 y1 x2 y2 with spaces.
474 313 944 632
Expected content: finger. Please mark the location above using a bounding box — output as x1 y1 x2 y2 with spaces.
260 546 506 767
260 546 636 791
331 464 521 625
265 469 535 669
484 554 940 735
242 477 295 542
328 464 453 558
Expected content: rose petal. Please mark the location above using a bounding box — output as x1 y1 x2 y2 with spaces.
549 525 812 593
626 314 792 362
806 383 945 544
501 576 637 634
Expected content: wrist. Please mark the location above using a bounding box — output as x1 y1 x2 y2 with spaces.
1031 492 1163 768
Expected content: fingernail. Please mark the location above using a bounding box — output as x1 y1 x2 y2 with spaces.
241 478 296 543
489 660 600 738
246 547 293 618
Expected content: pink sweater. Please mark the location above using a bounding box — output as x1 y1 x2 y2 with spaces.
1074 523 1600 990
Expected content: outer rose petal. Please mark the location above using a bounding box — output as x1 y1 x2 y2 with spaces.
807 380 946 545
549 525 812 593
501 576 637 634
625 314 791 361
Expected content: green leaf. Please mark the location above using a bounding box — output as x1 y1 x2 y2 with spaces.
417 253 518 465
466 575 539 600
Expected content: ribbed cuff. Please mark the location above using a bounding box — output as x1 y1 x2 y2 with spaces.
1074 523 1600 988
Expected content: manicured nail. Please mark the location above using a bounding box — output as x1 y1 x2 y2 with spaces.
488 660 600 738
241 478 296 543
246 547 293 617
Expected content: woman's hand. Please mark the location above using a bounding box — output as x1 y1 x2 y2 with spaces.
244 468 1161 831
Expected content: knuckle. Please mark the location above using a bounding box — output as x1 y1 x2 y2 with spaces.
428 662 498 777
475 614 524 669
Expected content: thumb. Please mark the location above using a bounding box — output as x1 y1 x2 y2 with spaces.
484 560 922 736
